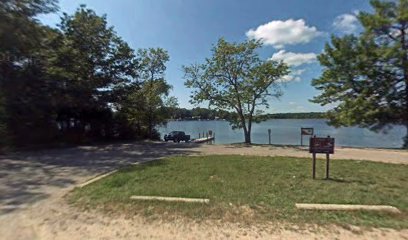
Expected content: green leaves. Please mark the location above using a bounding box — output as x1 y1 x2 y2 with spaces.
121 48 175 139
0 0 60 146
0 2 176 145
184 38 289 143
0 0 59 17
312 0 408 148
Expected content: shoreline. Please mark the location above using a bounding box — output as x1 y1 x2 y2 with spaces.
3 140 407 156
228 142 408 151
193 143 408 165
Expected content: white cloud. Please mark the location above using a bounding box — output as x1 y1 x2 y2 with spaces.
333 13 359 34
279 69 305 83
270 50 317 67
246 19 322 48
280 75 300 82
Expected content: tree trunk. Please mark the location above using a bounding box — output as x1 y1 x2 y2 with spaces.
148 121 153 139
246 116 252 144
237 111 251 144
404 123 408 149
244 128 251 144
403 58 408 148
147 107 153 139
401 25 408 149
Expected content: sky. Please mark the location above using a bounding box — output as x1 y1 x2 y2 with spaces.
39 0 373 113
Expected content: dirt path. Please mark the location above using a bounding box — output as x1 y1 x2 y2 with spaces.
2 199 407 240
0 142 407 240
195 144 408 164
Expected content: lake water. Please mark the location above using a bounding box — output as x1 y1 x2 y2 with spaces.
158 119 406 148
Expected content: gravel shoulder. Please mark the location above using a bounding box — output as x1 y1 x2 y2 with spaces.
0 142 407 240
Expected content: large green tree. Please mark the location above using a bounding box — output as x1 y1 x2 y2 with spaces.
312 0 408 148
48 5 137 140
0 0 58 59
0 1 176 146
0 0 59 146
120 48 177 139
184 39 289 144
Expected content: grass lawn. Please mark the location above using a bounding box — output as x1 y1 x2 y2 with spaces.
69 155 408 229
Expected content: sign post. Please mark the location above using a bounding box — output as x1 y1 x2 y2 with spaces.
326 153 330 179
268 129 271 145
309 135 335 179
312 152 316 179
300 128 314 146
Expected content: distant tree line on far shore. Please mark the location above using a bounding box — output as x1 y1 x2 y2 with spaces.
263 112 326 119
168 107 326 121
168 108 235 121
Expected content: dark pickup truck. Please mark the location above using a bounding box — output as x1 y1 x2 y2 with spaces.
164 131 190 142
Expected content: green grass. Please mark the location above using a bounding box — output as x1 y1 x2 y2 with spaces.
69 156 408 229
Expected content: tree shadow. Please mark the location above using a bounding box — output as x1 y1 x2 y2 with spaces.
320 177 374 185
0 141 201 214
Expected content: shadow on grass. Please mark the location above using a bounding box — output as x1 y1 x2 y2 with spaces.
314 177 376 186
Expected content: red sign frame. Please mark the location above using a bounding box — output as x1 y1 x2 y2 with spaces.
309 136 335 154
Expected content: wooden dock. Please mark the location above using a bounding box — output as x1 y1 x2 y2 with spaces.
192 136 215 143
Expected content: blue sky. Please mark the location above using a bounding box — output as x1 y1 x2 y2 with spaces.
39 0 372 113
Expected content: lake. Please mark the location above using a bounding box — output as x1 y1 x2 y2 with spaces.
158 119 406 148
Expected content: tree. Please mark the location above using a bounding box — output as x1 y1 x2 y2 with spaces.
1 1 176 146
0 0 59 146
121 80 176 139
312 0 408 148
0 0 58 60
118 48 176 139
0 92 8 149
184 38 289 144
0 0 58 85
48 5 137 141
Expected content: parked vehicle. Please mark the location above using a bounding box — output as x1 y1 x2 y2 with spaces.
164 131 190 142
